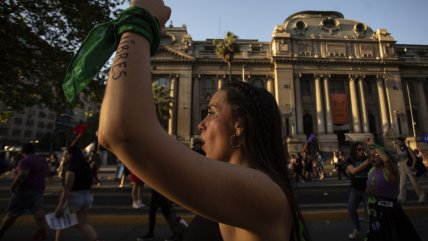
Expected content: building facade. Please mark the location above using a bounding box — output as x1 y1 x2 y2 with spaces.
151 11 428 153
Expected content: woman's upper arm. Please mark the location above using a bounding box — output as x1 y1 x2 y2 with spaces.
114 132 288 230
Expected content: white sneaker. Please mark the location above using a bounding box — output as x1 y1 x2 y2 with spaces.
132 201 144 209
348 229 360 239
418 194 426 203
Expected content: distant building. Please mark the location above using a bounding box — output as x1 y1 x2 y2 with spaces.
151 11 428 153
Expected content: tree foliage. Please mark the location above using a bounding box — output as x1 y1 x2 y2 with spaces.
152 82 173 130
0 0 126 114
213 31 240 82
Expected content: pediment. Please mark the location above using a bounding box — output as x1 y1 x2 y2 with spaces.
152 45 195 61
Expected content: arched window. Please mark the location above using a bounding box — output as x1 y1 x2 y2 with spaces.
200 78 216 102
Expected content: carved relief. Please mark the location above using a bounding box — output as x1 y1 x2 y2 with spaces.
298 41 312 56
327 44 346 57
360 44 374 58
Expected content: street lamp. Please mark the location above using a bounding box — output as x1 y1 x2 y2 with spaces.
405 80 417 137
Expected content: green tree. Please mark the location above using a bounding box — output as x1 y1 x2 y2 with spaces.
152 82 173 130
213 32 240 82
0 0 125 118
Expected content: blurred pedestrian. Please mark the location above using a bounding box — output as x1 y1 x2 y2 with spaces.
365 141 422 241
87 150 101 186
47 152 60 182
191 138 205 156
0 143 49 241
394 137 426 202
54 145 101 241
130 171 145 209
345 142 371 240
137 188 187 241
334 150 348 180
302 151 313 182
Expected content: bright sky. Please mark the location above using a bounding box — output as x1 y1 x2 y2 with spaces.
148 0 428 45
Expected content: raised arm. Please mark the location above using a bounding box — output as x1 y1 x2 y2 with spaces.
97 1 288 233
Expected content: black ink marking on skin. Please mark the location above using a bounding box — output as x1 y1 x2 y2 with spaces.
111 37 136 80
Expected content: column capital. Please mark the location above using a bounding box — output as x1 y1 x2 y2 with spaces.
321 74 331 80
293 72 302 78
376 74 386 80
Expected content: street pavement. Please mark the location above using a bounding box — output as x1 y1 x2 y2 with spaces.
1 165 427 241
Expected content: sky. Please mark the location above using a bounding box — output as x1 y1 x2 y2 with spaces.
127 0 428 45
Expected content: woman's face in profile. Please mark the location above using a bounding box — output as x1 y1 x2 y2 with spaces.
198 91 237 161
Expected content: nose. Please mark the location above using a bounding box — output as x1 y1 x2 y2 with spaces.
198 119 206 132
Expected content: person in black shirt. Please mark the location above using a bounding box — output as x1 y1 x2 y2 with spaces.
54 145 101 241
345 142 371 239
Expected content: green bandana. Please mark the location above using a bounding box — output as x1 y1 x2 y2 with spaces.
62 7 160 103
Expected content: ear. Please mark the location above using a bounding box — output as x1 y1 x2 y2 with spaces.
233 117 244 136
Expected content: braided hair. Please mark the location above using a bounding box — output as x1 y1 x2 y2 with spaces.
221 81 310 241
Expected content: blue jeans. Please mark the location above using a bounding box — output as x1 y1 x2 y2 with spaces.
348 188 368 231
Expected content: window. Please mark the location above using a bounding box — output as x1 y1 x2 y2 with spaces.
26 119 34 127
37 122 45 128
24 130 32 138
14 118 23 125
200 78 216 102
38 111 46 118
12 129 21 137
301 78 312 95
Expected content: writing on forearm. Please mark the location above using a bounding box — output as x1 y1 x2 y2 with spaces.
111 35 135 80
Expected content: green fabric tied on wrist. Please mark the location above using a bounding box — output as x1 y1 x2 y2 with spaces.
62 6 160 103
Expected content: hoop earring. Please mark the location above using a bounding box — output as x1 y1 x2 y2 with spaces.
229 134 241 149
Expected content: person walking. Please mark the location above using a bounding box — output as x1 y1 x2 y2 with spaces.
0 143 49 241
365 141 422 241
394 137 426 203
54 145 101 241
345 142 371 240
137 189 187 241
130 171 145 209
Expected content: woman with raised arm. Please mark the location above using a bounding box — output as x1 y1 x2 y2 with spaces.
365 141 421 241
97 1 309 240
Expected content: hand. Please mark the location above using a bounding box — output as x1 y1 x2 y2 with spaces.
130 0 171 34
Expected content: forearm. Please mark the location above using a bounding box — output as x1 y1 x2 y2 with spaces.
99 32 160 151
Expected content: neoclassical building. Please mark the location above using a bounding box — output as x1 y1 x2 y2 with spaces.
150 11 428 154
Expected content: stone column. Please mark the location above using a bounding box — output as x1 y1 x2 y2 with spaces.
267 77 274 94
315 74 325 134
323 75 333 134
357 76 369 133
377 76 390 133
168 76 176 135
349 75 361 132
294 74 304 135
217 76 224 90
415 79 428 133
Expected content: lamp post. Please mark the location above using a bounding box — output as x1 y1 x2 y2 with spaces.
405 80 417 137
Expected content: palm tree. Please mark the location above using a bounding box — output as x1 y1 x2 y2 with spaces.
152 82 173 130
213 32 240 82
